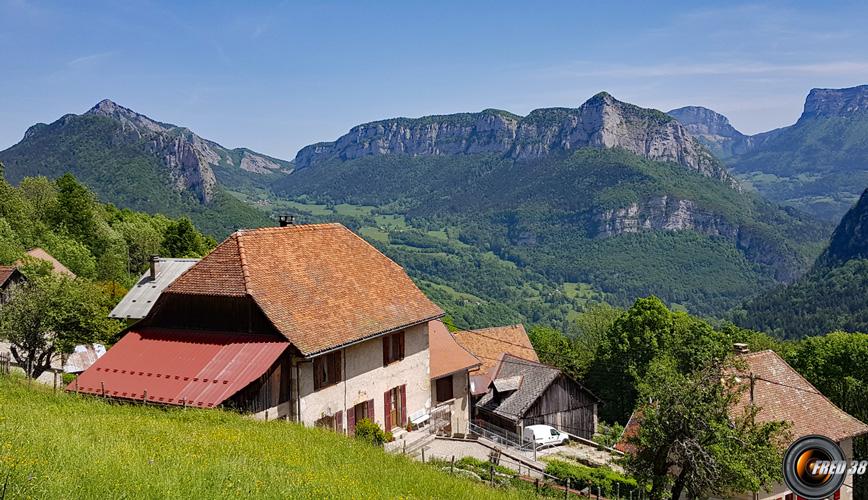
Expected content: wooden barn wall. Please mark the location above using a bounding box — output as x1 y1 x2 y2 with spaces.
522 376 596 439
145 294 277 334
225 351 293 414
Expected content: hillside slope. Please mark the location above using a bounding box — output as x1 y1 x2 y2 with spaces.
0 376 519 499
0 100 286 237
275 93 828 318
735 189 868 338
724 85 868 222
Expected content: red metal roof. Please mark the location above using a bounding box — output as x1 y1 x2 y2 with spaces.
68 328 289 408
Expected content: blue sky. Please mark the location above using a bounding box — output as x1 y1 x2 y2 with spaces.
3 0 868 160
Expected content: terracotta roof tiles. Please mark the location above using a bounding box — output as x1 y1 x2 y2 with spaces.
453 324 538 376
164 223 444 355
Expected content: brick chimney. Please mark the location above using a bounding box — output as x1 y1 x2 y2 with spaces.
733 343 750 355
278 215 296 227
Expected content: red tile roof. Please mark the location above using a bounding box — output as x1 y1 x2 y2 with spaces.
453 324 538 376
20 248 76 277
429 320 481 380
164 223 444 355
68 328 289 407
733 350 868 442
616 351 868 454
0 266 17 286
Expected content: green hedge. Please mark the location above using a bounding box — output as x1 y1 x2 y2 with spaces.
545 460 642 496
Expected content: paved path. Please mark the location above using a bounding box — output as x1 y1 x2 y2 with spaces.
421 438 546 478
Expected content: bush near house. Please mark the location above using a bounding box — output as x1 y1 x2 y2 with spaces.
354 418 387 446
545 459 643 496
0 376 521 499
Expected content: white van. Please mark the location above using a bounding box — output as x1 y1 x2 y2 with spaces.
523 425 569 448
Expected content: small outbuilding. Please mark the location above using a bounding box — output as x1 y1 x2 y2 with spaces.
476 353 599 441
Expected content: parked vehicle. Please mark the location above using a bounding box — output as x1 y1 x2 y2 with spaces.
522 424 569 448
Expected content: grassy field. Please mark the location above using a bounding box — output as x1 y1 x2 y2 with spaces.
0 376 522 499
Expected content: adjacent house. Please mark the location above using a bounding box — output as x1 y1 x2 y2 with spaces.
70 223 445 436
476 354 600 441
453 324 539 396
616 348 868 500
428 320 481 435
109 257 199 324
18 248 76 277
0 265 26 304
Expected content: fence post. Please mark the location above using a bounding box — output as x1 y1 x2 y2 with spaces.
535 478 540 495
564 478 569 499
403 440 406 455
74 378 79 394
450 456 454 474
596 486 600 500
617 483 620 499
421 447 425 463
53 370 58 392
100 381 105 397
143 390 147 402
489 464 494 486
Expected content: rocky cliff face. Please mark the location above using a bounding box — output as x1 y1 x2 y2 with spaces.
667 106 752 158
295 93 736 187
800 85 868 120
80 99 290 203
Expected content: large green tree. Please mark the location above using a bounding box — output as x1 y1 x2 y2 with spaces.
0 275 120 379
625 357 790 499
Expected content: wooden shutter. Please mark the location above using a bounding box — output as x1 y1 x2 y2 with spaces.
366 399 374 420
384 390 392 430
333 351 342 383
313 357 323 390
334 411 343 434
399 385 407 426
397 332 405 361
382 336 389 366
348 407 356 435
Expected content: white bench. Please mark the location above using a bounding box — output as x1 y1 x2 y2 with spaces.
409 409 430 428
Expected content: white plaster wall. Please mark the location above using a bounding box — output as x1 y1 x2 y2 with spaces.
295 323 431 432
431 371 471 435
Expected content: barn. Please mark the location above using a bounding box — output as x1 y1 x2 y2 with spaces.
475 353 599 440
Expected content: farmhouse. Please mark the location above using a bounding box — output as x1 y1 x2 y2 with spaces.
475 353 599 441
18 247 76 277
70 223 445 435
616 348 868 500
428 320 481 435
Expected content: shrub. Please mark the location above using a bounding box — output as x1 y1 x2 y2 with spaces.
354 418 386 446
545 459 641 496
62 373 77 385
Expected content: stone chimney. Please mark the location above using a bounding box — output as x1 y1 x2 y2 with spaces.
733 343 750 355
278 215 295 227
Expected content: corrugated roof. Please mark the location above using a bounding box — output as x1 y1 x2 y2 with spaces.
163 224 444 356
476 354 561 423
429 320 481 379
733 350 868 442
109 259 199 320
68 328 289 407
453 324 538 377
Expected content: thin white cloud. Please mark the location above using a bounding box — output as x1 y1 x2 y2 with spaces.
540 61 868 79
67 51 118 68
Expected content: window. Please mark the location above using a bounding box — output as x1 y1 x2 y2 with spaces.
382 331 405 366
435 375 453 403
550 429 559 437
313 351 342 390
348 399 374 434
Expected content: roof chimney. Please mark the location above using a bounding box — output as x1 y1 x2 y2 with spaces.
148 255 159 280
733 343 750 355
278 215 296 227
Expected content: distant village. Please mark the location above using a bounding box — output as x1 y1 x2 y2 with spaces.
1 220 866 500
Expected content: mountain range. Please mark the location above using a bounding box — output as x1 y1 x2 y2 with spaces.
1 89 857 328
668 84 868 222
0 100 288 236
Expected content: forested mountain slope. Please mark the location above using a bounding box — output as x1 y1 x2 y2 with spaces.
735 188 868 337
0 100 285 237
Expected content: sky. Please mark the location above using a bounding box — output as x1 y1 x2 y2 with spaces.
2 0 868 160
